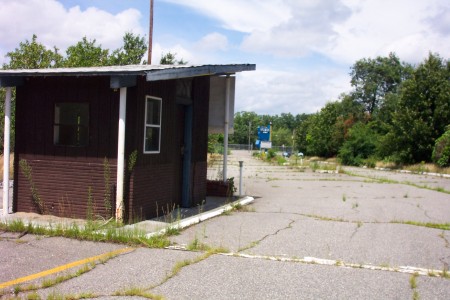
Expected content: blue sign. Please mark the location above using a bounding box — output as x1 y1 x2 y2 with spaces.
256 125 271 149
257 125 271 142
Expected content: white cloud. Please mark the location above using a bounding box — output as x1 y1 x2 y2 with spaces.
166 0 449 64
162 0 291 32
195 32 228 52
235 67 351 115
327 0 450 64
0 0 145 65
241 0 351 58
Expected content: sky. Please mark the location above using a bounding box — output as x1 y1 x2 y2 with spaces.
0 0 448 115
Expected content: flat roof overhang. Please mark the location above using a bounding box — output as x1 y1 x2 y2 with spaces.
0 64 256 87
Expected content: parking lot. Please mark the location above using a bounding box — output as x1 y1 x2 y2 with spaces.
1 150 449 299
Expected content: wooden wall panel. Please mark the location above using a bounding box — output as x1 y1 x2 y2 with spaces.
14 76 120 219
14 154 117 219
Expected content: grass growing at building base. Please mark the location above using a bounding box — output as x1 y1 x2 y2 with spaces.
0 219 171 248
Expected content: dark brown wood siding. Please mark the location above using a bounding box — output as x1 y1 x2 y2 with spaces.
13 75 210 221
14 76 119 219
126 77 184 220
191 77 209 205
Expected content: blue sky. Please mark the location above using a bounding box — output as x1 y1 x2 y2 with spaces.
0 0 448 115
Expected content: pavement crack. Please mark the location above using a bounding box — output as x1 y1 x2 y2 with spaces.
147 252 213 292
439 231 449 248
350 222 363 240
238 219 297 252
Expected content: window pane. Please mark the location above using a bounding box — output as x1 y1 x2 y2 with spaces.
145 127 160 152
54 103 89 146
146 99 161 125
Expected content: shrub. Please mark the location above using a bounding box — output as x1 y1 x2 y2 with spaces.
338 122 378 166
267 149 276 160
432 129 450 167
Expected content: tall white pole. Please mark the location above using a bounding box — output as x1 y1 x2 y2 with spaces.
116 87 127 221
3 87 11 216
223 75 230 183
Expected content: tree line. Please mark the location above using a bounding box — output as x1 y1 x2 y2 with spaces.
0 34 448 167
230 53 450 167
0 33 185 153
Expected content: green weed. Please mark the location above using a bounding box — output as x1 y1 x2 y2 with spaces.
391 220 450 230
114 287 164 299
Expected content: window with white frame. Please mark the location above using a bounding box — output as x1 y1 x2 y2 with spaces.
144 96 162 153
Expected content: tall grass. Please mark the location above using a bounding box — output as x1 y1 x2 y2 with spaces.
0 219 171 248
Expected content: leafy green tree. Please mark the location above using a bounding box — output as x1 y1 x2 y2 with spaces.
338 122 378 166
350 52 412 115
160 52 187 65
294 114 313 154
380 53 450 163
230 111 259 145
271 127 292 147
64 37 110 67
2 34 63 69
110 32 147 65
1 34 62 153
305 101 343 157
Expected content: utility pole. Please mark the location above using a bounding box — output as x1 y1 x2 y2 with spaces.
148 0 154 64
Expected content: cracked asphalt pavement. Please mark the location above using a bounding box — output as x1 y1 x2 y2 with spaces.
1 150 450 299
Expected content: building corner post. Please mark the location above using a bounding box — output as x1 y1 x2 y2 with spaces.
3 87 12 216
223 75 230 183
116 87 127 222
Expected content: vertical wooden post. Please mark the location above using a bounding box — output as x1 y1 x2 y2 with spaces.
223 75 230 182
116 87 127 221
2 87 11 216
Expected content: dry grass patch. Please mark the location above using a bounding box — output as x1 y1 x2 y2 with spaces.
0 153 14 181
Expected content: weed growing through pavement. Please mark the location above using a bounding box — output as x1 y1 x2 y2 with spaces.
390 220 450 231
25 291 41 300
0 219 172 248
409 273 418 289
442 268 450 279
46 291 98 300
103 157 112 216
86 186 94 221
187 235 210 251
342 194 346 202
113 287 164 299
410 273 419 300
8 263 96 297
352 202 359 209
19 159 45 214
345 170 450 194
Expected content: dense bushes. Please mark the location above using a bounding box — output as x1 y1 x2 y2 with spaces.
433 129 450 167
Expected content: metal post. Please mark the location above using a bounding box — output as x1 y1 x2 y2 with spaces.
248 121 251 151
239 161 243 196
116 87 127 222
3 87 11 216
223 75 230 183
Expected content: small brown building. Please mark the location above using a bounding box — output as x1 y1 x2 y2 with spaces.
0 64 255 221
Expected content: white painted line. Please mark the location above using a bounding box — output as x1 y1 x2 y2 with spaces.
146 196 255 238
219 252 447 277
